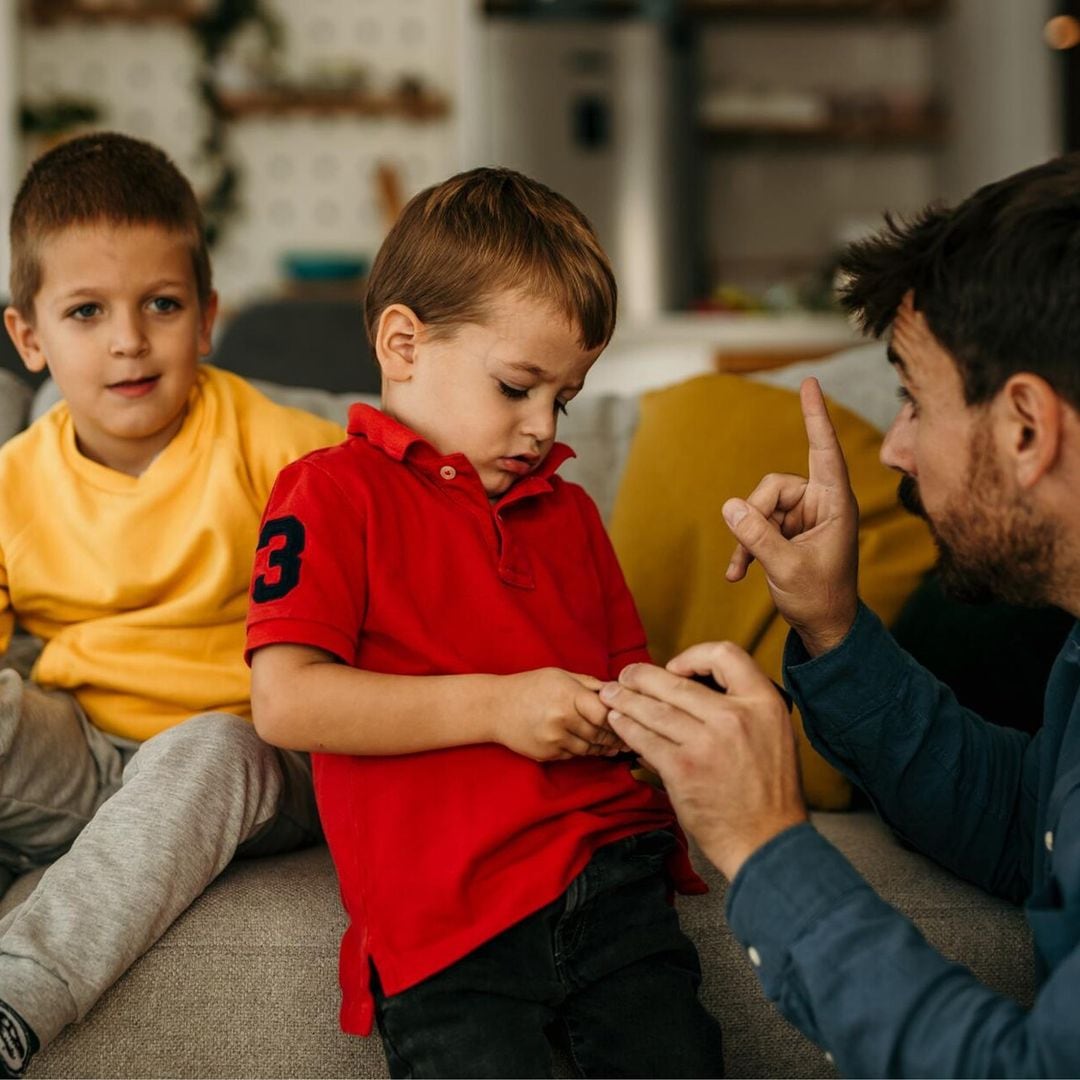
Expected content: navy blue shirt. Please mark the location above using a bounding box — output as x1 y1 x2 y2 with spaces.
725 603 1079 1077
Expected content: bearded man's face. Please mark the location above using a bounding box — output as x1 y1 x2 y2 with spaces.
897 420 1056 607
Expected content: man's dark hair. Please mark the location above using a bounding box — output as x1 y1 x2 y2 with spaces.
838 153 1080 411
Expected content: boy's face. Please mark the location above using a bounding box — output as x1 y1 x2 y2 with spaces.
4 221 217 476
381 290 603 498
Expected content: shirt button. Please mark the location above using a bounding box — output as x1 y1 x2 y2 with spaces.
747 945 762 968
1045 830 1054 852
439 465 456 481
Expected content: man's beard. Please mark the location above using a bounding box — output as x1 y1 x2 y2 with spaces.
896 424 1057 607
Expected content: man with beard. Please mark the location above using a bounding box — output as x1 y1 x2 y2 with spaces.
598 155 1080 1077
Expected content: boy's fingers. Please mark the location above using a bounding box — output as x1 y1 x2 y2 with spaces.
608 710 677 768
575 687 611 728
561 731 600 757
570 672 605 692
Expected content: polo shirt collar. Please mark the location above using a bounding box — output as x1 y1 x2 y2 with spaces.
347 402 575 500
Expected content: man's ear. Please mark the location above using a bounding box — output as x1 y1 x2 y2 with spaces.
3 306 47 374
999 374 1062 489
375 304 424 383
197 291 219 358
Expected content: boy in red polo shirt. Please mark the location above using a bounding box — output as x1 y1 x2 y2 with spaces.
245 167 725 1078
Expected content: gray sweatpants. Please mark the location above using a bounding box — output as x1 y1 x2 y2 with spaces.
0 668 321 1047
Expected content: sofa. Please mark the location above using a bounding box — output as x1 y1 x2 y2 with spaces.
0 321 1040 1078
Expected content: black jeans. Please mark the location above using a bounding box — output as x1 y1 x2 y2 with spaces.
372 829 725 1079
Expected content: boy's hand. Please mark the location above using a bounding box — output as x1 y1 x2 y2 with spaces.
495 669 627 762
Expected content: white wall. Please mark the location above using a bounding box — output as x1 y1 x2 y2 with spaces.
12 0 471 310
938 0 1061 202
0 0 19 298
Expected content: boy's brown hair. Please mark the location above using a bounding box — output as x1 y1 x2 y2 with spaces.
9 131 212 319
364 167 617 350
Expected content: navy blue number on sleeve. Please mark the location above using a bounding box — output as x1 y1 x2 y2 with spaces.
252 516 305 602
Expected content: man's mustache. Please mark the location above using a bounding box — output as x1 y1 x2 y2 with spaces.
898 474 926 519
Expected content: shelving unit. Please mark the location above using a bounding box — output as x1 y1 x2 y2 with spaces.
16 1 463 307
24 0 201 25
682 0 948 309
217 88 450 122
700 115 944 146
683 0 944 19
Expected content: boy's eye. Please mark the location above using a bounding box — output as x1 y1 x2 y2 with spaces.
498 381 529 401
554 399 569 416
149 296 181 314
69 303 101 320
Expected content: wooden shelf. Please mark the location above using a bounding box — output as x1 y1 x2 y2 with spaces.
25 1 200 25
683 0 945 18
217 89 451 122
701 115 945 147
483 0 945 17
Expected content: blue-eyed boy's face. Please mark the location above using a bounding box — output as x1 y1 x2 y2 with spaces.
379 289 604 498
4 221 217 476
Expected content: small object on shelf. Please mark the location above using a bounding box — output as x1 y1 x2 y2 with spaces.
281 252 369 284
280 252 370 302
699 85 830 131
701 87 944 145
216 85 450 121
374 161 405 230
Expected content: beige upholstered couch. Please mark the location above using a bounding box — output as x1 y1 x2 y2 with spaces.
0 346 1036 1078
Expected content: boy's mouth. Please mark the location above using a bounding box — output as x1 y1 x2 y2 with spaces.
497 453 540 477
107 375 160 398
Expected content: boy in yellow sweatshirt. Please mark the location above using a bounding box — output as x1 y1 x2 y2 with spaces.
0 132 344 1076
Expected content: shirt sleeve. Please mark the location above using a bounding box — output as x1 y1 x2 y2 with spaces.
726 822 1076 1077
783 602 1035 902
571 486 651 677
245 456 366 666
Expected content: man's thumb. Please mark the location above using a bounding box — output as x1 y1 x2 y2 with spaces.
722 498 782 564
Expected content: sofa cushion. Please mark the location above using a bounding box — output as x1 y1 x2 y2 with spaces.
11 811 1031 1079
608 374 937 810
0 370 33 447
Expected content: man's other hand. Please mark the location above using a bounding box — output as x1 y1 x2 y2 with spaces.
602 643 808 880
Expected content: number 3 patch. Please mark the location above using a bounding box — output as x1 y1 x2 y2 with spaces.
253 516 305 602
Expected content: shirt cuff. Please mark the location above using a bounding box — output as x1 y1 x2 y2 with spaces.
725 822 872 998
783 602 904 733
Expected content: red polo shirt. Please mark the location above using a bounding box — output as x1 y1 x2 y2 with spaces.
246 405 704 1036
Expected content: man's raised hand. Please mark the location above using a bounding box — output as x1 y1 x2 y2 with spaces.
722 378 860 656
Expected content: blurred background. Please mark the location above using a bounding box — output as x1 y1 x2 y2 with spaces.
0 0 1070 375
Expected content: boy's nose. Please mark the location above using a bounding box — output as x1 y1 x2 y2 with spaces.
109 313 150 358
521 402 556 444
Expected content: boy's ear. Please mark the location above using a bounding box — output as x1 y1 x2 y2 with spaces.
198 291 219 358
3 306 47 374
375 304 423 383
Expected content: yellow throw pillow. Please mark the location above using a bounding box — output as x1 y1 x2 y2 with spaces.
610 374 936 810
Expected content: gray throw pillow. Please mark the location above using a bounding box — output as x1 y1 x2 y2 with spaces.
0 370 32 446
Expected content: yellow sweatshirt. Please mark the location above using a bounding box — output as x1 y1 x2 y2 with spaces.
0 365 345 741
